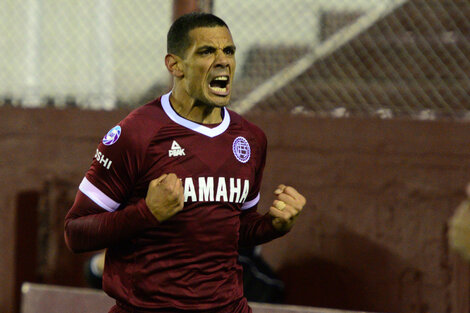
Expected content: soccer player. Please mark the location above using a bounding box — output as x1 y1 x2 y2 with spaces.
64 12 306 313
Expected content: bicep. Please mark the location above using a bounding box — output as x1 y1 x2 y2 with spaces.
65 190 108 221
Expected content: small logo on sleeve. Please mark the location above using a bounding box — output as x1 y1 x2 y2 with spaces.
168 140 186 157
102 126 121 146
232 136 250 163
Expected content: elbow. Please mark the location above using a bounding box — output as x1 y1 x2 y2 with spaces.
64 220 85 253
64 229 80 253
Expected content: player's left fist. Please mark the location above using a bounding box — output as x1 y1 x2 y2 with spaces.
269 184 306 232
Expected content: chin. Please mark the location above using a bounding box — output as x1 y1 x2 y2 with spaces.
205 94 231 107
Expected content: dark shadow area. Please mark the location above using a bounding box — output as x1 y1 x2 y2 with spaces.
276 225 420 313
14 180 95 313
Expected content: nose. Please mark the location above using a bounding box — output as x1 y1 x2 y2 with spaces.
214 49 230 67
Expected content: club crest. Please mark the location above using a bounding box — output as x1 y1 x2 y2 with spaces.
102 125 121 146
232 136 251 163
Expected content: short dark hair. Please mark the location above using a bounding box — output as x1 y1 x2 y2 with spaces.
167 12 229 57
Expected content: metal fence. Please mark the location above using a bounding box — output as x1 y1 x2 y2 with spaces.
1 0 470 120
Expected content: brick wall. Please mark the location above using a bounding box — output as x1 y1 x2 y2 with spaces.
0 107 129 313
253 114 470 312
1 107 470 312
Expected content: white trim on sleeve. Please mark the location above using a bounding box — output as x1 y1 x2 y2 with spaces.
241 193 260 210
79 177 121 212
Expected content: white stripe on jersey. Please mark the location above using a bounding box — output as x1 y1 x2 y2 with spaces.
241 193 260 210
161 92 231 138
79 177 120 212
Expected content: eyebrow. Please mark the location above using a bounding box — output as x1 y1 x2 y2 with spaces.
225 45 236 52
196 45 236 52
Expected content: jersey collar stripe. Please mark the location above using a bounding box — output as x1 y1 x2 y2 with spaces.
79 177 120 212
241 193 260 210
161 92 231 138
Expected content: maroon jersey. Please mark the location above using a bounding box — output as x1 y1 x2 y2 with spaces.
65 92 285 312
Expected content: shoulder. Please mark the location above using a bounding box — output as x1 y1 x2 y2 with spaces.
99 97 168 155
123 98 166 131
227 109 267 146
116 98 168 145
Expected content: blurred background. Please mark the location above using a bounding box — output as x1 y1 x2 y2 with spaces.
2 0 470 312
3 0 470 117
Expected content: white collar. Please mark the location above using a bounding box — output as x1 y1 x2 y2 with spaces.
161 92 230 138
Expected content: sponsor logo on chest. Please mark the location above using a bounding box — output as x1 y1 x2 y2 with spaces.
183 177 249 204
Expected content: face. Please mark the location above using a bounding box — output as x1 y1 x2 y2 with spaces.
180 26 236 107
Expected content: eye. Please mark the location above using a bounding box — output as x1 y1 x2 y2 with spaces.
224 47 235 55
198 47 215 55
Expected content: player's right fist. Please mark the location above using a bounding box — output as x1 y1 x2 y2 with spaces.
145 173 184 222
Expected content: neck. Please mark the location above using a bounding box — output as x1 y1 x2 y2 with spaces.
169 90 223 124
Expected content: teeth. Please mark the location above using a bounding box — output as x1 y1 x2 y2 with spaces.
210 86 227 92
214 76 228 81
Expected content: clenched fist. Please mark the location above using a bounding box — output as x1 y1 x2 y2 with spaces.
145 173 184 222
269 184 306 232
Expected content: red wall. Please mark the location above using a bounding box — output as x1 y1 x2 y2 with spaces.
1 107 470 312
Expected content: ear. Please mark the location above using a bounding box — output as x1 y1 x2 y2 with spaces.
165 54 184 78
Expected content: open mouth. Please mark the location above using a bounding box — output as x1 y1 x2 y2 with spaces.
209 76 230 96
